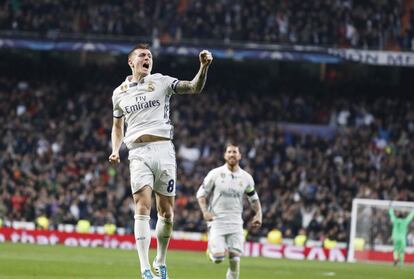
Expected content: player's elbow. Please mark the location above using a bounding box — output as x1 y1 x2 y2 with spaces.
192 83 205 94
190 88 203 94
112 125 123 135
112 117 124 129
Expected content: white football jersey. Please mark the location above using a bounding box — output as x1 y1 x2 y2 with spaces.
197 164 255 234
112 74 179 149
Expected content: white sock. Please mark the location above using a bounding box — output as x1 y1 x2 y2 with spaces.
226 257 240 279
155 214 173 265
226 269 239 279
134 215 151 272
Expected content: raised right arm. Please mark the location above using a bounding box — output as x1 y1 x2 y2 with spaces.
406 209 414 223
175 50 213 95
389 207 396 223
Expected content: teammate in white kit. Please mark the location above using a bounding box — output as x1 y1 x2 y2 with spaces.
109 43 213 279
197 143 262 279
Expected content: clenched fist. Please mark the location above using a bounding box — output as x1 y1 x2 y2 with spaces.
108 153 120 164
202 211 214 222
199 50 213 67
251 214 262 229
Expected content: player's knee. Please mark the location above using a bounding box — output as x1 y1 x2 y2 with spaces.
134 194 152 214
158 212 174 224
159 212 174 222
156 197 174 221
136 203 151 215
229 256 240 263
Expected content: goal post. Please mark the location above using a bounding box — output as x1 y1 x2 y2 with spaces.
348 198 414 263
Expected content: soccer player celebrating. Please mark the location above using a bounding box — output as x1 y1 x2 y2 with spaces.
109 43 213 279
197 143 262 279
389 205 414 267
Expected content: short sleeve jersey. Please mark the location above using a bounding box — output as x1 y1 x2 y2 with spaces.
198 164 255 234
112 73 179 149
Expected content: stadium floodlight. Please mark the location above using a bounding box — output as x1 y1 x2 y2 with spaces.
348 198 414 263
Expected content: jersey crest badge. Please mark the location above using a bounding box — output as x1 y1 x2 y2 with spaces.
148 81 155 92
220 173 226 179
120 82 128 93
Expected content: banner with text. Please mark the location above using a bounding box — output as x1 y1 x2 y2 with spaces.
0 228 350 262
328 48 414 67
1 37 414 66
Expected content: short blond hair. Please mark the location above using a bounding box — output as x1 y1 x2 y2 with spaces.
128 43 150 60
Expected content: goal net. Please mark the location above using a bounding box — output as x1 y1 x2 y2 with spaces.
348 199 414 263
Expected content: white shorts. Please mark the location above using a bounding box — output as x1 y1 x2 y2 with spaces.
208 228 244 255
128 140 176 196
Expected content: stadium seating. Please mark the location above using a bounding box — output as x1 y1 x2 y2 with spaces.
0 0 413 50
0 72 413 243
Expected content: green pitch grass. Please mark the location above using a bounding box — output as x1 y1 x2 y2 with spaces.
1 243 413 279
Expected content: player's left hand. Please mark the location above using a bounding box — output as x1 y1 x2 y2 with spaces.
202 211 214 222
108 153 120 164
199 50 213 67
251 215 262 229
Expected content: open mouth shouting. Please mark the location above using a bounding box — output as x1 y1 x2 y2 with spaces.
142 62 150 70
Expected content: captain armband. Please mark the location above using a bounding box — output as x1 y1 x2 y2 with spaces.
113 113 124 118
246 190 259 203
171 79 179 93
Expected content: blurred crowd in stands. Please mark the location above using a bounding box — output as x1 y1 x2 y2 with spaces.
0 72 413 243
1 0 414 50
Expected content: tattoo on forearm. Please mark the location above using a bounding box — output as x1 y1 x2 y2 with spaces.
194 67 208 93
177 66 209 94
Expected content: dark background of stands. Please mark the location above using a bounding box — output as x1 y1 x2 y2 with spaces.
1 49 413 245
1 0 414 50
